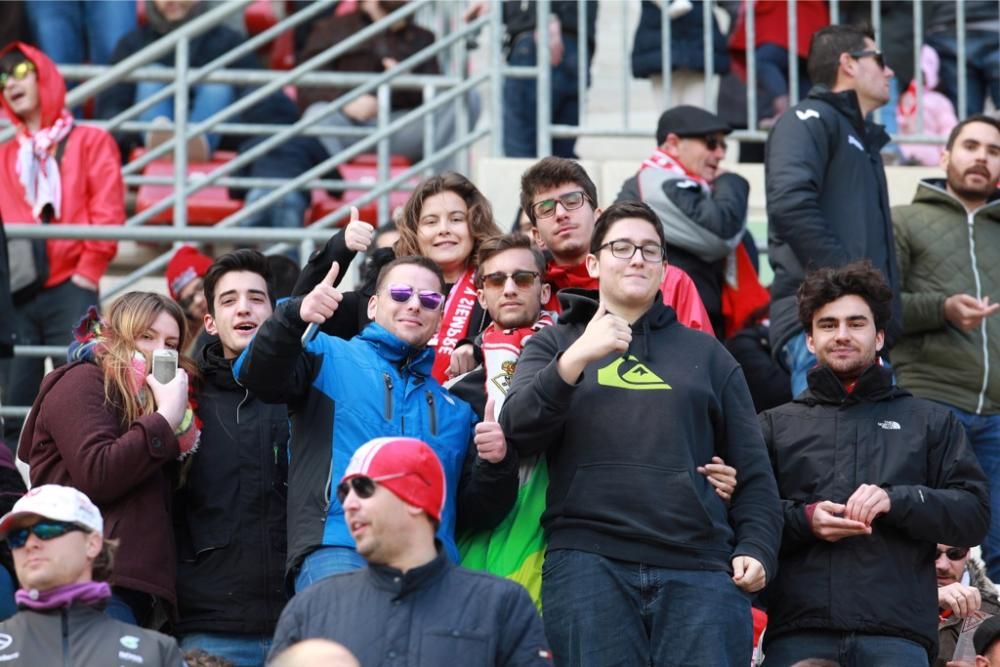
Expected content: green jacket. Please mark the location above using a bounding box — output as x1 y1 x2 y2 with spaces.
891 180 1000 414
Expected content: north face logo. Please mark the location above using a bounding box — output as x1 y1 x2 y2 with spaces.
878 420 901 430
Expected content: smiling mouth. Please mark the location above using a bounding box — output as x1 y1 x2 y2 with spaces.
234 323 258 333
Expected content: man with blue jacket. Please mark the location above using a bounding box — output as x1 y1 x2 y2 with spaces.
236 255 518 593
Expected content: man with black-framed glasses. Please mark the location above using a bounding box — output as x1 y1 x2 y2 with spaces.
235 255 518 595
269 436 550 666
0 485 184 665
616 104 765 340
501 201 782 666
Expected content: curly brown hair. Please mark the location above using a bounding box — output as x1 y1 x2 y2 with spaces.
393 172 501 272
796 260 893 333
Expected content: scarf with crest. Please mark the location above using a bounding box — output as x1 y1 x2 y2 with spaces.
68 307 201 459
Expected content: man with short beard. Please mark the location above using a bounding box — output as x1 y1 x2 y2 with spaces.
891 114 1000 583
760 261 989 666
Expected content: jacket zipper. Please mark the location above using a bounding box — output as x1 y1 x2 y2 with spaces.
426 391 437 436
61 608 71 667
383 373 394 420
965 210 990 414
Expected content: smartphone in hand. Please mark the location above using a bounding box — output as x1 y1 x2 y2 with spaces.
152 349 178 384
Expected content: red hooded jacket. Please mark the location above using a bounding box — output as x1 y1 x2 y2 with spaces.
0 42 123 287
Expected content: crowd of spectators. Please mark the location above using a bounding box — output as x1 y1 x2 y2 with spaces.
2 2 1000 667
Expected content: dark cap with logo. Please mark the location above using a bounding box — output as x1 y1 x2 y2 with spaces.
974 614 1000 655
656 105 732 145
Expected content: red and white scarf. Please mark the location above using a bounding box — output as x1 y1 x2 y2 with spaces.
429 267 478 383
640 147 710 192
16 108 74 221
481 312 556 415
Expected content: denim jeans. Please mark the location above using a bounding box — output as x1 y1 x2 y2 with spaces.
925 31 1000 117
541 549 752 667
503 33 584 158
1 279 99 443
762 629 928 667
948 404 1000 583
24 1 136 67
294 546 367 593
0 566 16 621
782 331 816 398
754 43 810 120
136 73 237 153
181 632 272 667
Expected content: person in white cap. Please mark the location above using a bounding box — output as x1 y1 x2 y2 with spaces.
0 484 185 666
268 436 551 667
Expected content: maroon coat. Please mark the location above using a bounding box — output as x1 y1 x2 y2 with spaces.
18 362 180 609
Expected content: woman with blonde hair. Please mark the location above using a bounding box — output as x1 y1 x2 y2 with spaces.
293 172 503 382
17 291 200 627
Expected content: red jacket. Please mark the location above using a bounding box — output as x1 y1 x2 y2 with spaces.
0 42 123 287
19 362 181 610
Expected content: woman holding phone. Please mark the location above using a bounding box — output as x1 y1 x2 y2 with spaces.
17 291 200 627
293 172 503 382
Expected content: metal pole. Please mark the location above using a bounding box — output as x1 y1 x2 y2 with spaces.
423 84 437 178
490 2 505 156
871 0 882 123
621 0 630 129
376 84 391 224
703 0 714 111
829 0 839 25
788 0 799 105
536 0 553 156
914 0 924 134
172 36 190 231
577 0 588 125
746 1 758 130
455 15 471 177
957 0 967 118
660 0 672 110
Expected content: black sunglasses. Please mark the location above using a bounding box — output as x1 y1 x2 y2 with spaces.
699 135 727 152
336 473 411 505
386 284 445 310
849 49 887 70
936 547 969 561
479 270 540 290
7 520 86 550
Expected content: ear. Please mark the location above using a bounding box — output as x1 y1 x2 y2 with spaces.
585 253 599 279
838 51 856 81
805 331 817 355
530 224 544 249
662 133 683 156
367 293 379 321
875 329 885 354
939 147 951 172
476 287 488 311
85 532 102 561
204 312 218 336
539 282 551 307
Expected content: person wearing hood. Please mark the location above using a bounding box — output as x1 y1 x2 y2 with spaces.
500 201 782 666
174 249 288 667
890 115 1000 584
0 42 124 445
764 24 901 398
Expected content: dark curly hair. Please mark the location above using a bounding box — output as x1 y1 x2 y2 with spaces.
797 260 893 333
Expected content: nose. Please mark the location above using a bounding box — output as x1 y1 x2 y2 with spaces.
503 275 519 295
342 488 360 511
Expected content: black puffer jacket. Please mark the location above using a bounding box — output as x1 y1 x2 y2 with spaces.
764 85 901 359
760 364 990 660
174 341 289 636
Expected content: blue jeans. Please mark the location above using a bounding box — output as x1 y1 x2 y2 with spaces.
754 43 810 120
948 405 1000 583
782 331 815 398
241 189 309 230
503 33 584 158
181 632 272 667
541 549 752 667
0 567 16 621
24 1 136 67
294 546 366 593
925 31 1000 117
762 629 928 667
137 73 237 153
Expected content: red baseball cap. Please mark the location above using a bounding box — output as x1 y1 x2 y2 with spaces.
165 246 213 300
341 437 446 522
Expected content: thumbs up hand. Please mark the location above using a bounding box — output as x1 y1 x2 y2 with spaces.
474 397 507 463
300 261 343 325
344 206 376 253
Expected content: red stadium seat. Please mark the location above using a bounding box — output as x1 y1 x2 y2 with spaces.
308 155 416 226
135 152 244 225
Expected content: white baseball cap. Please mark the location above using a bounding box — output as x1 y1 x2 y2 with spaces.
0 485 103 537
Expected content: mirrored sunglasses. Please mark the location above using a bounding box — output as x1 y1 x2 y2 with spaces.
6 520 85 550
387 284 444 310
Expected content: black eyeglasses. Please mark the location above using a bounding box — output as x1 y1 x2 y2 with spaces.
336 473 412 504
849 49 887 70
6 520 85 550
936 547 970 561
531 191 590 219
479 270 541 289
599 240 666 262
0 61 35 88
386 284 445 310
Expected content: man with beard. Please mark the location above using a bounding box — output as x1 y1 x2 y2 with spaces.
891 114 1000 584
934 543 1000 666
760 261 990 666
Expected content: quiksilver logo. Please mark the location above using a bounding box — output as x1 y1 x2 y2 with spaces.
878 420 901 430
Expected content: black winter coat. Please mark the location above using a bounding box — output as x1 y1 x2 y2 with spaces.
631 0 729 77
174 341 289 636
764 86 901 358
760 364 990 660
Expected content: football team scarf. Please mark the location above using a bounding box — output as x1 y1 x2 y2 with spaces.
428 267 478 383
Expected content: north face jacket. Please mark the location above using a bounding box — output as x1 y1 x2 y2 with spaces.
501 289 782 579
891 180 1000 415
765 85 901 358
760 364 990 660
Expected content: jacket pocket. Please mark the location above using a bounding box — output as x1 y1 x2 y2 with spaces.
560 463 721 544
421 629 492 665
